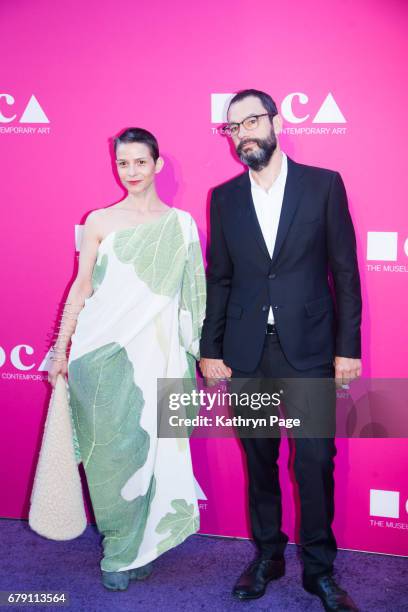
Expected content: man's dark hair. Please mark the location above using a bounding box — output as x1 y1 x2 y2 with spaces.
228 89 278 118
114 127 159 161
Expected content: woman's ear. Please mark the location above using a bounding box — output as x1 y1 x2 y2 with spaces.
155 156 164 174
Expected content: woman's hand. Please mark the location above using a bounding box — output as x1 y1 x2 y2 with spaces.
48 357 68 388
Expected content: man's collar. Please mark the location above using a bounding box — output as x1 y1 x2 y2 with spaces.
249 152 288 193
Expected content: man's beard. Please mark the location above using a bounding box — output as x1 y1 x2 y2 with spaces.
236 130 277 171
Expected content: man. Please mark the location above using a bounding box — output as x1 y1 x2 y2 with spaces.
199 89 361 611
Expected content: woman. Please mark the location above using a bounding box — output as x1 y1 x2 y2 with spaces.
48 127 206 590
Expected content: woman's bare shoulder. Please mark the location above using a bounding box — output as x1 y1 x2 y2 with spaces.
84 208 109 223
84 207 113 230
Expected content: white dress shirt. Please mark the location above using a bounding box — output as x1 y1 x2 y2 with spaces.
249 152 288 324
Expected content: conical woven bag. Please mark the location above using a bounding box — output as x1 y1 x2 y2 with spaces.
29 375 87 540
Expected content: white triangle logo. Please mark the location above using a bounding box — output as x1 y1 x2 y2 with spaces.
38 348 53 372
312 93 346 124
194 476 207 500
20 94 50 124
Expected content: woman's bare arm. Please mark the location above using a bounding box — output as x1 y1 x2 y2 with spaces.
48 211 102 386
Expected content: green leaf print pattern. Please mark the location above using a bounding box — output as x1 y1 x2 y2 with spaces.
177 225 206 441
69 342 155 571
91 253 108 292
67 393 82 464
155 499 199 556
113 211 186 297
180 240 206 352
181 366 200 442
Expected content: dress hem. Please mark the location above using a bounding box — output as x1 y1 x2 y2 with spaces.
100 521 201 573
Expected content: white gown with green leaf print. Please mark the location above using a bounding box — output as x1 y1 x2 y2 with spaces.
67 207 206 573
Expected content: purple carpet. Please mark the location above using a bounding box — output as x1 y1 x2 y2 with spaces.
1 519 407 611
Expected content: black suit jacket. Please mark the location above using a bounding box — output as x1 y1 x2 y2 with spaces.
199 156 362 372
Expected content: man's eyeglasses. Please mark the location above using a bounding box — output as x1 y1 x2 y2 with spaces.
220 113 276 137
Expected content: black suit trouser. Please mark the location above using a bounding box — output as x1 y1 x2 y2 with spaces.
229 331 337 579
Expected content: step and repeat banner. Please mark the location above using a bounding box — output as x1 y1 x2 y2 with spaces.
1 0 407 556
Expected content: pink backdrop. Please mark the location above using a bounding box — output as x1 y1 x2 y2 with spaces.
1 0 407 556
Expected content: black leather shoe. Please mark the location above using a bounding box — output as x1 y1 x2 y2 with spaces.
303 574 359 611
232 557 285 600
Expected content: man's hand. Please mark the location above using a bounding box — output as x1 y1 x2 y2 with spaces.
334 356 361 387
199 358 232 387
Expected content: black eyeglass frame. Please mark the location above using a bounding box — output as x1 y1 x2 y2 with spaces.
220 112 277 136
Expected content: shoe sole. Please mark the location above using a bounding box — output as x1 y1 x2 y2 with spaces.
102 567 153 591
102 583 128 591
102 577 130 592
129 568 153 581
303 587 335 612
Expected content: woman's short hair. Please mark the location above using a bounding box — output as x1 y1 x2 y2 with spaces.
114 127 159 161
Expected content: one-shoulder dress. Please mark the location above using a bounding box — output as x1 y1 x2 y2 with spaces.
68 207 206 572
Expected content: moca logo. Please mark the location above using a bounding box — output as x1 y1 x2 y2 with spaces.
370 489 401 518
0 344 49 381
366 232 408 273
0 94 49 123
211 92 346 125
194 477 207 501
369 489 408 531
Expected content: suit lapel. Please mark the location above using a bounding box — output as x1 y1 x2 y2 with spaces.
233 172 271 260
271 156 305 264
232 157 306 264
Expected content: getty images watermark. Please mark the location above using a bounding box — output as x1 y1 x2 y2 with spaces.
167 388 300 431
157 378 408 439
